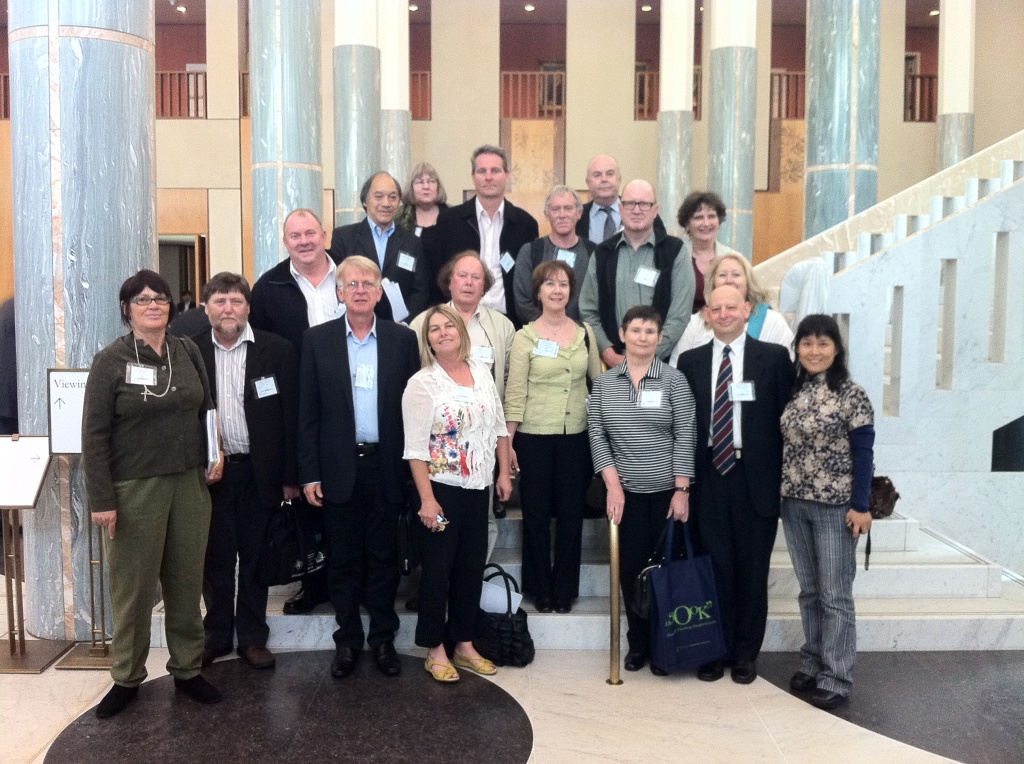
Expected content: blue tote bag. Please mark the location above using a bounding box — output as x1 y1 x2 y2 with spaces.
649 520 727 673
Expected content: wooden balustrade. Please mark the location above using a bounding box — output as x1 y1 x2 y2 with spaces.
634 68 702 121
156 71 206 119
770 71 805 120
411 71 431 120
905 74 937 122
501 70 565 119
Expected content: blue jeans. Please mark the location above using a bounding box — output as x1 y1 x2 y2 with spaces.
781 497 859 696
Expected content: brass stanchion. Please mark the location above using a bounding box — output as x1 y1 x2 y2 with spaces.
56 520 112 669
607 519 622 685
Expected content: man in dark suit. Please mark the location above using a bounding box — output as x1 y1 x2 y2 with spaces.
676 284 794 685
575 154 665 245
328 171 431 323
423 144 539 324
298 255 420 679
177 290 196 313
193 272 300 670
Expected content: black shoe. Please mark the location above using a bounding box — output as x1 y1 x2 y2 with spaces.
283 588 328 615
790 671 817 692
331 647 360 678
810 689 848 710
174 675 223 704
624 651 648 671
238 645 276 670
534 598 553 613
373 642 402 677
201 645 232 668
731 660 757 684
650 663 668 677
493 503 507 519
95 683 138 719
697 660 725 682
554 601 571 614
405 594 419 612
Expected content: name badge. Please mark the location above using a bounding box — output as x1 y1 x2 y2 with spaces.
126 363 156 386
533 339 560 359
471 346 495 364
253 376 279 398
730 382 755 402
355 364 375 390
414 226 423 237
638 390 663 408
381 279 409 323
500 251 516 273
556 249 576 268
453 385 475 403
634 266 659 288
398 252 416 272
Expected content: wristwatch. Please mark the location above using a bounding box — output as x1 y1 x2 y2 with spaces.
674 485 690 493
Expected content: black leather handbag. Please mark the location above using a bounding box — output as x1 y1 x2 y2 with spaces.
259 500 326 587
473 564 536 667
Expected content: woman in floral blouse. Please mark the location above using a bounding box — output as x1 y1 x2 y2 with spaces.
402 304 513 682
780 314 874 711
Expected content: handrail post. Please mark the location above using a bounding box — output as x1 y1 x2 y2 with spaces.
607 519 622 685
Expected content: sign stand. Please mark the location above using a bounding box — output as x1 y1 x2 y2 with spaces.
0 435 74 673
55 519 112 670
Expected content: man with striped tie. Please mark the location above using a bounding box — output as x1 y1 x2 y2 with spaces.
676 285 793 685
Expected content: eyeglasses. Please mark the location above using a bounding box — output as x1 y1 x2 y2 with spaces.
341 280 379 292
620 200 655 211
130 296 171 306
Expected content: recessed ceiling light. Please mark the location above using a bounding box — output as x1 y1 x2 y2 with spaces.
929 9 939 15
525 4 535 11
409 4 418 10
641 4 652 11
176 4 186 13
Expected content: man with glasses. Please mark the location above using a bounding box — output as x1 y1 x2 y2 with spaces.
297 256 420 679
579 179 694 368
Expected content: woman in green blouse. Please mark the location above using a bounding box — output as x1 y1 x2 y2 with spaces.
505 260 601 613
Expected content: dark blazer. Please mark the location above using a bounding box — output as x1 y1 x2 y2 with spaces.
424 197 539 321
676 337 793 519
328 219 431 322
297 317 420 506
250 253 342 357
576 200 668 243
194 327 300 509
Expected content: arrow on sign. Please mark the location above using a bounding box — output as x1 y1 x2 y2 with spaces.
30 454 40 462
54 398 65 408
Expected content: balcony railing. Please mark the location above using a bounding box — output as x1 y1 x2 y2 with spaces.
634 68 702 121
156 71 206 118
411 71 431 120
501 71 565 119
0 74 8 120
905 74 937 122
240 71 250 117
770 71 805 120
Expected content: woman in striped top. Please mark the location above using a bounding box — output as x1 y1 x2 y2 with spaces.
588 305 697 674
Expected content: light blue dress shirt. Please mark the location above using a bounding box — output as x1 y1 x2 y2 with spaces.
346 316 379 443
370 220 395 267
588 200 621 244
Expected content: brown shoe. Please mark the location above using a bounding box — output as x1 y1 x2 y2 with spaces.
238 645 276 670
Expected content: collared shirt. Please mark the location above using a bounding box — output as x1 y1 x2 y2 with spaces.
710 332 747 449
588 200 621 244
290 256 339 328
511 236 592 323
476 197 507 313
346 316 379 444
368 218 395 268
588 357 696 493
212 322 255 455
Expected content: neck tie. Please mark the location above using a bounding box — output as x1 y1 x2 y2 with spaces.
601 206 616 241
712 345 736 475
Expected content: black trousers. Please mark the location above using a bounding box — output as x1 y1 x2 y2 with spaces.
515 431 590 603
618 489 674 655
322 452 402 650
415 482 488 648
694 456 778 662
203 459 271 651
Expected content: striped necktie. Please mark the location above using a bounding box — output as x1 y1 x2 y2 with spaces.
712 345 736 475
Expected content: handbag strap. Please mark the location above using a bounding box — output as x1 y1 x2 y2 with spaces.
482 562 519 613
681 521 696 560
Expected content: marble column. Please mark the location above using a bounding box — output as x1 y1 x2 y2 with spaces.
10 2 156 638
250 0 323 278
803 0 880 238
334 0 381 227
657 0 695 236
936 0 975 169
707 0 757 258
378 0 411 187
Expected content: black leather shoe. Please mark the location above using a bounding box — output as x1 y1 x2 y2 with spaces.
201 645 232 668
554 601 571 614
810 689 848 710
731 660 757 684
331 647 360 678
697 660 725 682
174 675 223 704
96 683 138 719
624 651 648 671
534 598 553 613
283 588 328 615
650 663 668 676
373 642 402 677
790 671 817 692
405 594 419 611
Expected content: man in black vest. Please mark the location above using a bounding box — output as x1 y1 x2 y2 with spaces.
578 179 694 367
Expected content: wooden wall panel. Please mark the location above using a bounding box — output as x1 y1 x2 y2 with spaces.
754 119 804 265
240 117 253 284
0 121 12 301
157 188 209 235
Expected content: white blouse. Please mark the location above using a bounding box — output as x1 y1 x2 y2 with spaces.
668 308 795 366
402 357 509 490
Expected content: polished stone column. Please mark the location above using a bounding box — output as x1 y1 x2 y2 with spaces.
937 0 975 169
334 0 381 227
657 0 695 235
250 0 323 277
10 2 156 638
804 0 881 238
707 0 756 258
378 0 411 186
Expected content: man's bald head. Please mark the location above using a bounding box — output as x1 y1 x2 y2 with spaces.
585 155 621 207
619 179 659 237
704 285 751 343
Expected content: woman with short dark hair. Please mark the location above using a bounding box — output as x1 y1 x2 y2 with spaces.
676 191 739 313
